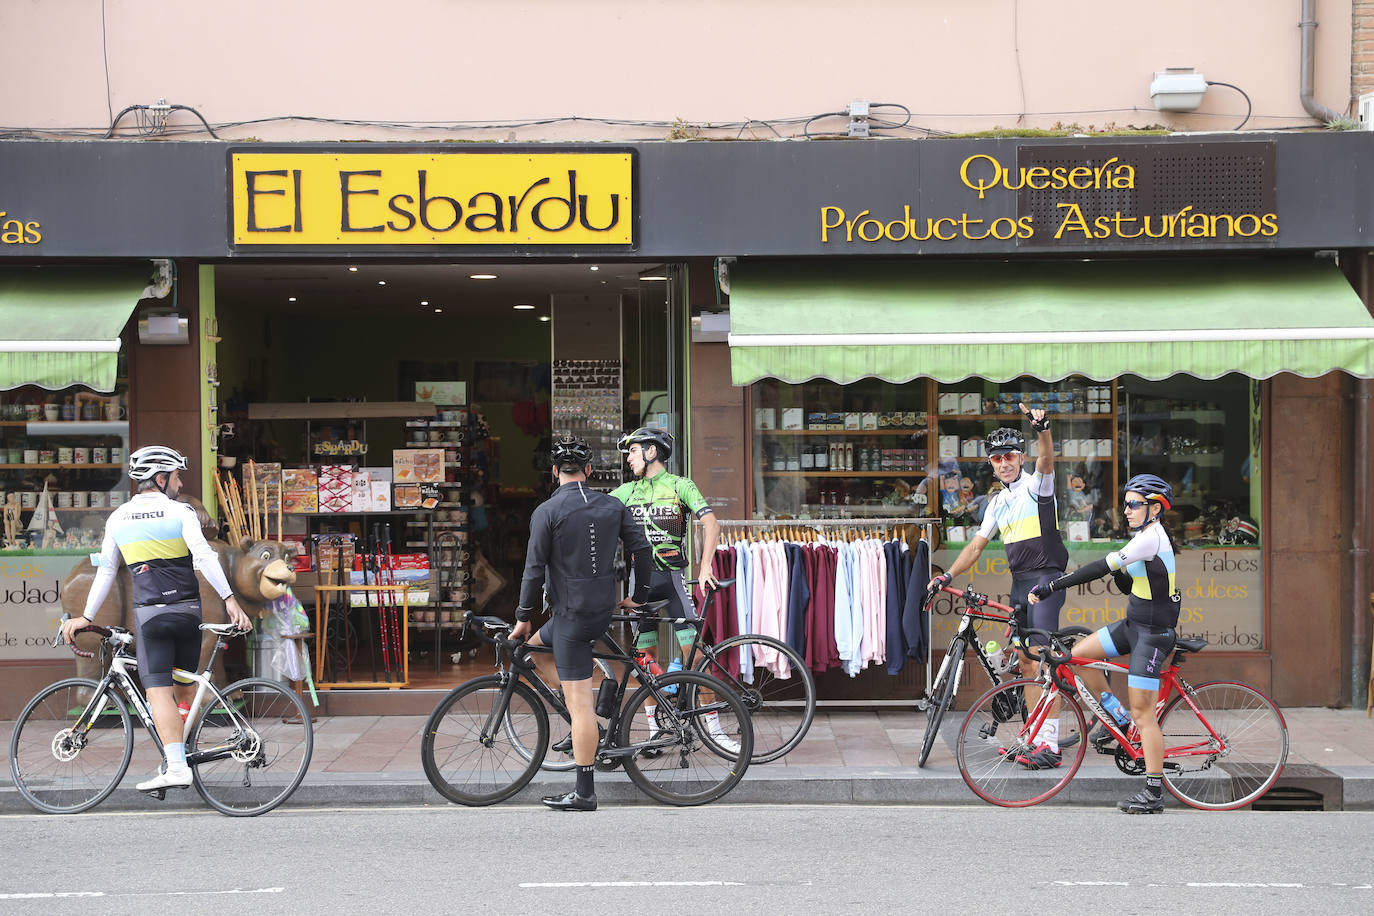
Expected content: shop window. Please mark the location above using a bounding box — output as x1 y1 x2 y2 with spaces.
750 378 932 518
750 373 1264 652
1 371 131 554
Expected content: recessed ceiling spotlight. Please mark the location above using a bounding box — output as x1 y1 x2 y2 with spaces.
378 280 387 285
288 297 297 302
589 265 600 271
434 308 443 314
348 266 358 272
640 275 668 281
539 316 551 322
513 304 535 310
421 300 429 306
469 273 498 280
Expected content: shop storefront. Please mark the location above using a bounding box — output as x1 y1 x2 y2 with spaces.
2 134 1373 713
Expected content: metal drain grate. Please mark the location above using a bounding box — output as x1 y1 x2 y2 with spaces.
1250 786 1325 812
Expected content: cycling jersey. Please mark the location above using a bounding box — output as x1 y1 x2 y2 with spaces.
1106 520 1179 629
83 492 233 615
975 469 1069 574
610 471 714 570
518 480 653 621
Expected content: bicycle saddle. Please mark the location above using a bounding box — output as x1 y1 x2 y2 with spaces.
1175 636 1207 653
200 623 243 635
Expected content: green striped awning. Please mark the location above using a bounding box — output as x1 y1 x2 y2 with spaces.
727 258 1374 385
0 264 149 391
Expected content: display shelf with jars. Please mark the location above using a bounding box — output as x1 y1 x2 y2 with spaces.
930 379 1118 542
750 378 933 518
1 385 131 551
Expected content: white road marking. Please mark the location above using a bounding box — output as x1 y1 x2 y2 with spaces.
1044 881 1372 890
0 887 284 900
520 880 813 889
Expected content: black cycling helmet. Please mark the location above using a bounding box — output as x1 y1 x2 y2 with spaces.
984 427 1026 455
1123 473 1173 511
550 435 593 471
618 426 673 463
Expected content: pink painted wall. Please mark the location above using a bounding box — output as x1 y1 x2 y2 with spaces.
1 1 1355 141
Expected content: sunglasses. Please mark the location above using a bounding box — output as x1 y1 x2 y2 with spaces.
1123 499 1149 510
988 453 1020 464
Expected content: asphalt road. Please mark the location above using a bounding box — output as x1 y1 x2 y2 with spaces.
2 804 1370 915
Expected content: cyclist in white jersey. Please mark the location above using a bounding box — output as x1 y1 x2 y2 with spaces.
60 446 251 794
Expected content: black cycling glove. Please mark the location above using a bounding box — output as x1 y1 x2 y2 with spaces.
1029 583 1053 600
1019 404 1050 432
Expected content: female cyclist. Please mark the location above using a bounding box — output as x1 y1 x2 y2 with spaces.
1028 473 1180 814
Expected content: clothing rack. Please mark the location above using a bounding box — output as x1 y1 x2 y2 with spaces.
696 517 942 704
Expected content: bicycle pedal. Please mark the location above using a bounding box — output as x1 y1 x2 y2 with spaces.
140 787 166 801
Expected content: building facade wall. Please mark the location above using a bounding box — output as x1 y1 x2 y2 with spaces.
1 1 1356 142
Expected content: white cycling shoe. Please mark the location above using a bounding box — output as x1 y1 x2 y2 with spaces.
703 711 742 755
137 765 192 793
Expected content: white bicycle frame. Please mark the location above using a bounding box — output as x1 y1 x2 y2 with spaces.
81 631 253 760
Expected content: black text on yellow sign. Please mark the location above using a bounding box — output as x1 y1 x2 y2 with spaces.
231 152 634 246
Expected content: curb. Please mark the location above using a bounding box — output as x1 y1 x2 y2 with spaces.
6 764 1369 814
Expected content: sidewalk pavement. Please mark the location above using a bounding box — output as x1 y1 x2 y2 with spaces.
4 707 1372 813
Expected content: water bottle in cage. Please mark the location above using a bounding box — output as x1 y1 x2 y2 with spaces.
984 640 1015 674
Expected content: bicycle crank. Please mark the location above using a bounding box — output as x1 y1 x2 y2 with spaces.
1113 746 1146 776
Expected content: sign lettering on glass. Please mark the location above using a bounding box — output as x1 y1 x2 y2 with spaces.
929 547 1264 652
0 209 42 245
230 152 634 246
0 556 84 660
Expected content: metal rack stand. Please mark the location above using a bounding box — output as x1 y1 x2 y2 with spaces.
699 516 942 702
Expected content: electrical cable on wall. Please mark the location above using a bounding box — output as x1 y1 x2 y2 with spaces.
1205 81 1253 131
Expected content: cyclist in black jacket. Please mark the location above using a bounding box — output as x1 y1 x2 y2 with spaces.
511 436 654 811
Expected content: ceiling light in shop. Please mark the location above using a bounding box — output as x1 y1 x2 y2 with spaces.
348 266 358 272
513 304 535 310
469 273 497 280
421 300 429 306
378 280 387 285
288 297 297 302
434 308 443 314
589 265 599 271
640 275 668 281
539 316 551 322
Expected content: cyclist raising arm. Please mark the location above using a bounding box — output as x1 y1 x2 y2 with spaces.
58 446 251 794
927 403 1070 769
611 427 719 673
1029 473 1180 814
511 437 654 811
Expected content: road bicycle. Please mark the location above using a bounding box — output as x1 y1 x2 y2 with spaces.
955 613 1288 809
917 584 1090 768
8 622 313 817
502 579 815 771
421 607 753 807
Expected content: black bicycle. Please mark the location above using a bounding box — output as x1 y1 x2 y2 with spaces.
917 584 1090 768
420 607 754 807
648 577 817 764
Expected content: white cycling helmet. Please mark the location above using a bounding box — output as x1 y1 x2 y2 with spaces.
128 445 189 481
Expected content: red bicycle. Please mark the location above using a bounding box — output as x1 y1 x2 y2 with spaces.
955 603 1289 810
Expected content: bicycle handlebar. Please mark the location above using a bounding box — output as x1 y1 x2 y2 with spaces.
923 584 1016 620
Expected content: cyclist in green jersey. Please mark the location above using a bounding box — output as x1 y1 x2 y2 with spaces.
611 427 720 675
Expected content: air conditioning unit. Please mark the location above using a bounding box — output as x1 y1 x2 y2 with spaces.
1359 92 1374 130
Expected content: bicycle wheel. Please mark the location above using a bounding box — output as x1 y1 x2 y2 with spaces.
9 678 133 815
1158 681 1288 810
693 634 815 764
918 638 965 768
956 678 1086 807
189 678 313 817
422 675 548 806
619 671 752 806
